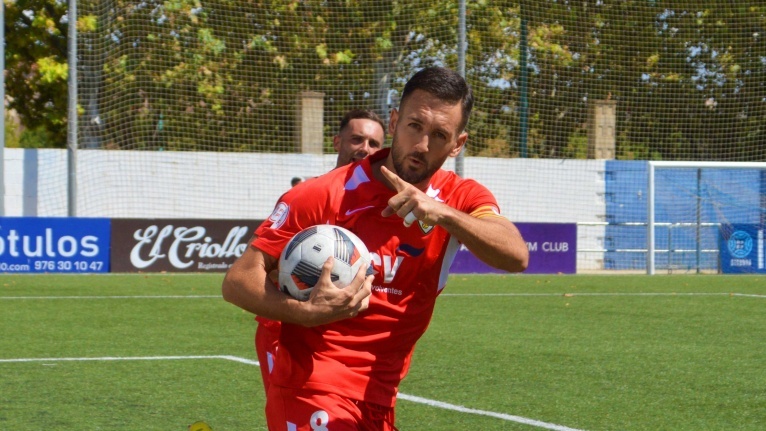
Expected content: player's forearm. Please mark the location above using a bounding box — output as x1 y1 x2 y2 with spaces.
438 208 529 272
222 269 296 321
221 249 309 324
222 248 367 327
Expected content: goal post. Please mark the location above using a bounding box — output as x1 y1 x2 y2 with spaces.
647 161 766 275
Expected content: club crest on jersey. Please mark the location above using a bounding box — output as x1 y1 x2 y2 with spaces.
268 202 289 229
418 220 434 234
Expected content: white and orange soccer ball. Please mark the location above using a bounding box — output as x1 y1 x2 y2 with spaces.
278 225 371 301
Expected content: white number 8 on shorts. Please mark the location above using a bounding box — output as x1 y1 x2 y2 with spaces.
310 410 329 431
287 410 329 431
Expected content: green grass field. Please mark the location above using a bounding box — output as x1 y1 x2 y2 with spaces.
1 273 764 430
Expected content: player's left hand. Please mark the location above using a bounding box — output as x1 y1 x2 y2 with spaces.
380 165 441 228
302 257 372 327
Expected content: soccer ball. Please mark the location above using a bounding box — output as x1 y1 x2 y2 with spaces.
278 224 371 301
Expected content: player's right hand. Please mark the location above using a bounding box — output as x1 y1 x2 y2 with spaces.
301 257 372 327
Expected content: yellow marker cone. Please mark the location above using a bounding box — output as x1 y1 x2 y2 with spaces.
188 421 213 431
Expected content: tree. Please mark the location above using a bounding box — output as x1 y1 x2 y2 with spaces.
5 0 765 160
5 0 70 147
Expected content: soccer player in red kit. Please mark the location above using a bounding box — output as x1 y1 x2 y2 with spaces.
254 109 386 395
223 67 529 430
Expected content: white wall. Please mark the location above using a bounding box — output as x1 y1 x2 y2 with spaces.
465 157 608 271
3 148 607 269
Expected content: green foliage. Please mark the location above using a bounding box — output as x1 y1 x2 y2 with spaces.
19 126 60 148
18 125 59 148
4 115 22 148
5 0 70 148
4 114 58 148
4 0 765 159
566 129 589 159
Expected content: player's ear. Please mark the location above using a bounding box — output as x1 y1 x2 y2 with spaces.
450 131 468 157
332 134 342 152
388 109 399 136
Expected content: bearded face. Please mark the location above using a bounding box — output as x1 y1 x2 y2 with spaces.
385 89 467 188
390 133 440 185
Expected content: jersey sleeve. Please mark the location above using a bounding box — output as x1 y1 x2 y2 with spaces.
253 181 332 259
456 179 504 220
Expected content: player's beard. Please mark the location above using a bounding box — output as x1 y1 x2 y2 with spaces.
390 134 438 185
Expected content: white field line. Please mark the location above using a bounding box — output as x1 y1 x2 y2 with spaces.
0 355 236 363
397 393 586 431
0 354 586 431
731 293 766 298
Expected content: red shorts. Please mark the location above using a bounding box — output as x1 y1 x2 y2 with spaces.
266 385 397 431
254 318 282 394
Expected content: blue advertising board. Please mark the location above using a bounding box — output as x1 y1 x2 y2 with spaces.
0 217 111 273
450 222 577 274
719 224 765 274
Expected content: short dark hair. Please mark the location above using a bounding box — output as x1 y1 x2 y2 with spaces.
400 67 474 133
338 109 386 135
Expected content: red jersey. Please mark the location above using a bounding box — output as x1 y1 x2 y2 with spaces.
253 149 500 407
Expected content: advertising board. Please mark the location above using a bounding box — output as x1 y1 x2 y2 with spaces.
0 217 110 273
450 222 577 274
111 219 257 272
719 224 765 274
2 218 577 275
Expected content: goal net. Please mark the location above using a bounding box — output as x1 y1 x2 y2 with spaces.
15 1 762 272
605 162 766 274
